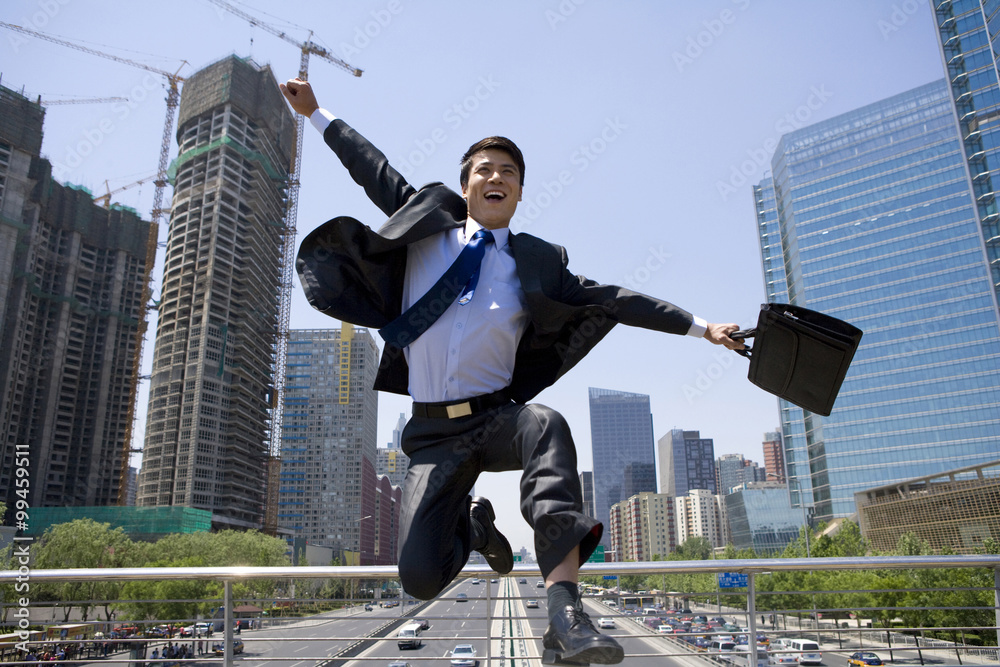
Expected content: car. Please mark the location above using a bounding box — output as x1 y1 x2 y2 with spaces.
694 637 711 651
364 604 373 611
536 580 545 588
213 639 244 656
412 618 430 630
396 624 422 650
769 653 799 665
179 625 195 637
388 662 411 667
490 578 499 583
597 618 615 629
526 600 539 608
657 624 672 634
456 593 468 602
471 579 480 585
519 578 527 584
849 652 884 666
450 643 478 667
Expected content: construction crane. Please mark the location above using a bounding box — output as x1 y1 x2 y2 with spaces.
93 175 157 209
0 21 186 505
206 0 362 535
38 96 128 106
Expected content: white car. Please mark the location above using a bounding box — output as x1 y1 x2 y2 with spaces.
450 644 478 667
597 618 615 629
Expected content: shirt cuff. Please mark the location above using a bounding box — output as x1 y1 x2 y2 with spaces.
310 108 336 134
686 316 708 338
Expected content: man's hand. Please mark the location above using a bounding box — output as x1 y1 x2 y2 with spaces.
703 322 746 351
279 77 320 118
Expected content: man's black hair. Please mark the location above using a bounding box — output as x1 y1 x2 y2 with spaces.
460 136 525 189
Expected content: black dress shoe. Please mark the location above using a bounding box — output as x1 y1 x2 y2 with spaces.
542 605 624 665
469 496 513 574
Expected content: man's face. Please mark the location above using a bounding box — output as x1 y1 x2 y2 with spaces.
462 148 522 229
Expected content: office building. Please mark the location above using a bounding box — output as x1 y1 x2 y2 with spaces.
589 387 656 544
725 482 803 555
761 430 785 483
856 459 1000 554
136 56 295 528
277 325 382 564
658 429 716 497
377 413 409 488
609 492 676 561
0 83 155 510
674 488 726 549
753 78 1000 524
716 453 765 496
580 471 595 519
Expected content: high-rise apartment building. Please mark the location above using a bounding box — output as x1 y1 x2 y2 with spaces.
753 78 1000 523
761 430 784 483
136 56 295 528
589 388 656 544
0 84 155 510
658 429 716 497
608 492 675 561
674 488 726 549
277 326 381 563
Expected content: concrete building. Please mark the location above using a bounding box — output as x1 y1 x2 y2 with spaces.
277 325 383 565
753 78 1000 524
761 430 784 483
0 83 155 511
856 459 1000 554
136 56 295 529
589 388 656 545
674 488 726 549
658 429 716 497
608 492 676 561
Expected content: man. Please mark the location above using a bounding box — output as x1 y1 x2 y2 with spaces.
280 78 743 665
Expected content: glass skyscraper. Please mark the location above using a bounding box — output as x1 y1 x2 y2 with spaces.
753 78 1000 524
588 387 656 547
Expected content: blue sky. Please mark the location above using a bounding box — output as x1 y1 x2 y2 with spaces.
2 0 946 555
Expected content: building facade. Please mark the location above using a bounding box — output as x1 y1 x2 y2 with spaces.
277 325 383 565
608 492 676 562
674 488 726 549
725 482 803 555
580 471 596 519
658 429 716 497
856 459 1000 554
376 413 409 488
589 387 656 544
136 56 295 528
761 430 785 483
0 84 154 511
753 78 1000 524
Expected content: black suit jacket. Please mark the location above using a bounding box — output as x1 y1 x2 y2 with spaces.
296 119 695 403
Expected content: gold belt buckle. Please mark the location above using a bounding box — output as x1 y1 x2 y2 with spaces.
446 402 473 419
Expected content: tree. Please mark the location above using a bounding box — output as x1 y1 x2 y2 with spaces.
32 519 139 622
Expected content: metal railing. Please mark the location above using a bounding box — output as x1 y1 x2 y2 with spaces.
1 555 998 666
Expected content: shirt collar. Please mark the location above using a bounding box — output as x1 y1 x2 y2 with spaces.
464 219 510 250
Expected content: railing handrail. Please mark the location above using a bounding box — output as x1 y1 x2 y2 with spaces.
3 554 998 582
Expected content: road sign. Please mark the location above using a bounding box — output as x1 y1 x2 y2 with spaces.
603 575 618 580
586 545 606 563
718 572 748 588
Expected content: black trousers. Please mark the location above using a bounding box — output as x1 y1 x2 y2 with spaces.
396 401 602 600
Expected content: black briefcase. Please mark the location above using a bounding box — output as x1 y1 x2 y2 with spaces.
731 303 863 416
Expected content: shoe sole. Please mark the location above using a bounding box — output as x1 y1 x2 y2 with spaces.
542 643 625 665
470 497 513 574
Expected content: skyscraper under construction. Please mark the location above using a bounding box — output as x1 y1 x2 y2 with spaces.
136 56 295 529
0 83 155 510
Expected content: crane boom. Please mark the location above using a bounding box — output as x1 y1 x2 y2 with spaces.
39 96 128 105
205 0 363 76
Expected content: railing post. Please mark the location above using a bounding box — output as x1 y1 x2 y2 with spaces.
994 566 1000 654
224 580 234 667
486 577 492 667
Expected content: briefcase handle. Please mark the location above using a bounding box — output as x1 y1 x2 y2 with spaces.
730 329 754 359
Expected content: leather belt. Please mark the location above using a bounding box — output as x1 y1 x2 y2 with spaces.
412 389 512 419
